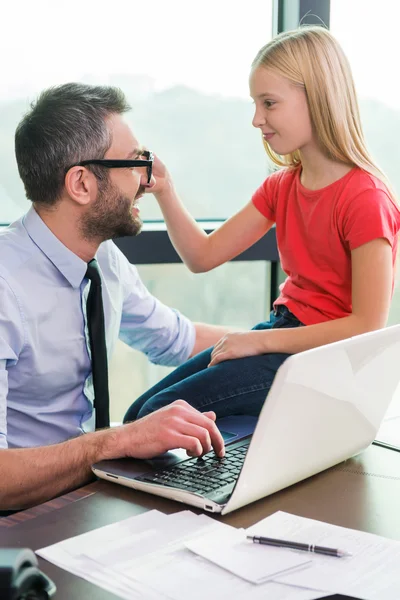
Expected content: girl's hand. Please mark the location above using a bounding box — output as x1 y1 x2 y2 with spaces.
208 331 267 367
147 153 174 198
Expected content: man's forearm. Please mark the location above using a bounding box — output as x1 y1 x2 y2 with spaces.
190 322 241 357
0 399 227 511
0 430 114 510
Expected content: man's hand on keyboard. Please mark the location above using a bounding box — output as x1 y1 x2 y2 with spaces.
114 400 225 460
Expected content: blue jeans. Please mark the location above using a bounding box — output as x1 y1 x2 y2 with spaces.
123 305 303 422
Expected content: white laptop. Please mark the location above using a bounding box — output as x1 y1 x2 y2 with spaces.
93 325 400 515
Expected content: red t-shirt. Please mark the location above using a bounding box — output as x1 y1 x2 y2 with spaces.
252 167 400 325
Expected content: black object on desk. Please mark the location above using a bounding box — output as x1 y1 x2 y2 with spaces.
247 534 350 557
373 439 400 453
0 548 56 599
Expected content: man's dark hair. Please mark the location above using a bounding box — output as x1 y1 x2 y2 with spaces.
15 83 131 206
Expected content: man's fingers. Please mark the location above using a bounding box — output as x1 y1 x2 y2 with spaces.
199 417 225 457
182 436 203 457
203 410 217 421
160 400 225 457
187 408 225 457
179 423 212 455
181 411 224 457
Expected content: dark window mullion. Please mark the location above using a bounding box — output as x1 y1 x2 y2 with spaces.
274 0 330 34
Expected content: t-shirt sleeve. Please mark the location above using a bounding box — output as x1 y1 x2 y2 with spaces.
341 189 400 250
251 170 282 222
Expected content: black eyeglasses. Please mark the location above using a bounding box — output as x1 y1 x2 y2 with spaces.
67 150 154 184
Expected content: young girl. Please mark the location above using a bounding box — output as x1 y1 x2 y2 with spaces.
124 26 400 425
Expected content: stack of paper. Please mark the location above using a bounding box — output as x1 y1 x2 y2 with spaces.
37 510 321 600
38 508 400 600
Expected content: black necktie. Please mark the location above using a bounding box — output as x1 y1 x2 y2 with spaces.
85 259 110 429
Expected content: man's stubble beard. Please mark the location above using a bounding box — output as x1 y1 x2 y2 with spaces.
80 178 143 243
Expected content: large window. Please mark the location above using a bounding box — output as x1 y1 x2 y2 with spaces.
331 0 400 325
0 0 272 222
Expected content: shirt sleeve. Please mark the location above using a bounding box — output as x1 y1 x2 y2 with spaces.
0 276 25 449
115 246 196 367
251 169 284 222
340 189 400 250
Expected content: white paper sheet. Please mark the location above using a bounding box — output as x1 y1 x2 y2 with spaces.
246 511 400 600
185 526 311 583
86 511 229 582
134 548 323 600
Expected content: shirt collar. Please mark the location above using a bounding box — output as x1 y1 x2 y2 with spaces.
22 206 88 289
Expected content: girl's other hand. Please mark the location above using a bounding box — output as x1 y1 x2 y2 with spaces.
208 331 267 367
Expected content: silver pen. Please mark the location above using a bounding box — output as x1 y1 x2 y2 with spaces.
246 535 352 558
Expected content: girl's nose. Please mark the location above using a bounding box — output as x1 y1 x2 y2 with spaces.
252 108 265 129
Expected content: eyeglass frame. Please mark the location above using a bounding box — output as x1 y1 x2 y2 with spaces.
66 150 154 184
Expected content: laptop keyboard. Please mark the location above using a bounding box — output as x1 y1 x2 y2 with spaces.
136 438 251 495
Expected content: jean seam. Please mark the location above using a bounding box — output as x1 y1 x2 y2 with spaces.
193 381 271 410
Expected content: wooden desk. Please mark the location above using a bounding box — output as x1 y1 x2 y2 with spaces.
2 444 400 599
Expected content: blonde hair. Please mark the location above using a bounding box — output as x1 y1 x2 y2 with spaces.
252 26 396 200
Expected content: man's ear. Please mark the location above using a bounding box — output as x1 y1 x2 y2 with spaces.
64 166 98 206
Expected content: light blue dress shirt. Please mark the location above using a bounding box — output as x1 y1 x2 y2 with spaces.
0 208 195 449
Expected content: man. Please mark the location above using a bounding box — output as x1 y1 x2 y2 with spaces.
0 83 228 511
